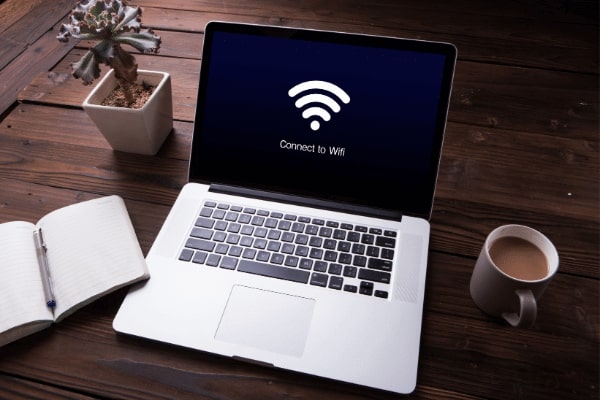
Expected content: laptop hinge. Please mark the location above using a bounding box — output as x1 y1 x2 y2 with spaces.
209 184 403 221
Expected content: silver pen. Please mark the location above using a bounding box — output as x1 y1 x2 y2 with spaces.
33 228 56 308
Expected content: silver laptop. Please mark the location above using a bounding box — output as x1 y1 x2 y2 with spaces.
113 21 456 394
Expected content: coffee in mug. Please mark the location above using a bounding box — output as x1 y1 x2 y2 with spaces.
470 225 559 328
488 236 549 281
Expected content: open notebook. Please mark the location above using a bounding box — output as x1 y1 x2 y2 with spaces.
114 21 456 394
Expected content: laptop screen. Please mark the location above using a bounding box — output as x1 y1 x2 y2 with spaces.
189 22 456 219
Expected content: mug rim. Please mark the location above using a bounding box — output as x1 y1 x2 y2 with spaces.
484 224 559 282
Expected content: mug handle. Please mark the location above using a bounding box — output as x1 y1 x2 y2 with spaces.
502 289 537 328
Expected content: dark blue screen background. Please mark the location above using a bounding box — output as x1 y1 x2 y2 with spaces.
191 24 455 218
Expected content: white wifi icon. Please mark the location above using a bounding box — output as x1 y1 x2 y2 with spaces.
288 80 350 131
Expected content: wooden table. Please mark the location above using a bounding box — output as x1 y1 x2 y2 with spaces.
1 1 598 399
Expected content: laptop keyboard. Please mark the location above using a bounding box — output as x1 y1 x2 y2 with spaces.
178 200 396 299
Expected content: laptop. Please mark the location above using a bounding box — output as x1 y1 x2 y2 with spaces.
113 21 456 394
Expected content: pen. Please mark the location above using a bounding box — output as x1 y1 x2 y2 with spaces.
33 228 56 308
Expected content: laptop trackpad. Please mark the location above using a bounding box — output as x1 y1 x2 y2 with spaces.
215 285 315 357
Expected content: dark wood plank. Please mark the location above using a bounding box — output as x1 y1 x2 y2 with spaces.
0 0 45 36
0 10 78 116
0 374 95 400
135 0 598 73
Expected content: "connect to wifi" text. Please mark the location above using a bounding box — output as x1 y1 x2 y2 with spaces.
280 140 346 157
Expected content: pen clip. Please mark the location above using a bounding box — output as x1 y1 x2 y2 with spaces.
37 227 47 252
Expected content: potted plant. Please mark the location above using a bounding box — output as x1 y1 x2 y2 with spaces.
57 0 173 155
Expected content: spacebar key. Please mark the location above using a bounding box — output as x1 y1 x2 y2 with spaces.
238 260 310 284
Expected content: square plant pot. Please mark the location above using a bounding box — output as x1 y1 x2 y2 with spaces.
83 69 173 155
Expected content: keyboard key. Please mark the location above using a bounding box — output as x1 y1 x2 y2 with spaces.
278 220 291 230
344 284 358 293
179 248 193 261
309 248 323 259
242 248 256 259
220 256 238 270
215 243 229 254
295 246 309 257
292 222 305 233
366 246 379 257
257 250 270 261
238 260 310 283
347 231 360 242
343 265 357 278
310 272 328 287
206 254 221 267
227 223 241 233
225 211 238 221
213 209 226 219
281 243 295 254
309 236 322 247
359 281 374 295
361 234 375 244
328 263 342 275
284 255 299 267
323 239 337 249
353 255 367 267
254 227 268 238
338 252 352 264
228 246 242 257
265 218 278 228
358 268 391 284
314 261 328 272
368 258 393 271
185 238 215 252
376 236 396 248
328 276 343 290
305 225 319 235
199 207 213 217
381 248 395 260
374 290 389 299
191 227 213 239
299 258 313 270
333 229 346 240
319 227 333 238
352 243 365 255
270 253 284 264
337 241 351 252
195 217 214 229
238 214 251 224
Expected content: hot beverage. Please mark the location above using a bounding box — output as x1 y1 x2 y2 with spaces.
489 236 548 281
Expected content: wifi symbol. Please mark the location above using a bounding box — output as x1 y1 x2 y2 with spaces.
288 80 350 131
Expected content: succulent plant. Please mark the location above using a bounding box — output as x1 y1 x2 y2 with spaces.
57 0 161 104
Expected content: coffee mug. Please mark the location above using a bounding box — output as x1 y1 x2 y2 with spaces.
470 225 559 328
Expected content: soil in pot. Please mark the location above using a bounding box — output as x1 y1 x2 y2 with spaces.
101 82 155 109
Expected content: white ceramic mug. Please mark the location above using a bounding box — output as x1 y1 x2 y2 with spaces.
470 225 559 328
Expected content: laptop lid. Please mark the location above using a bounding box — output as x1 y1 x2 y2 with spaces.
189 21 456 220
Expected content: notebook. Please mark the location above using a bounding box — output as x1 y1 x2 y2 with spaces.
113 21 456 394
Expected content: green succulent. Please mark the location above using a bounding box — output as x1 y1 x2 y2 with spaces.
57 0 161 87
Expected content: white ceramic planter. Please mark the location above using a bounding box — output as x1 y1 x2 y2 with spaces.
82 69 173 155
